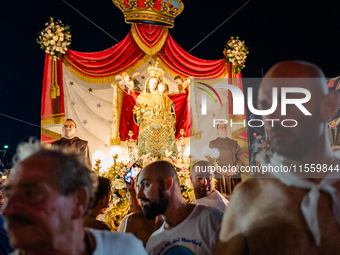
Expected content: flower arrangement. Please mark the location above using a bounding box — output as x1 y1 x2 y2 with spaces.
96 160 130 231
223 36 249 74
37 17 71 61
97 161 130 206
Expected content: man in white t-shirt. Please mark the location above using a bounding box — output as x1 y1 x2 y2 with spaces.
137 160 223 255
190 160 228 212
255 139 273 169
3 140 146 255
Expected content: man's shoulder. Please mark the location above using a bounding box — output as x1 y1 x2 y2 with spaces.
232 176 281 203
51 138 63 145
197 204 223 215
126 212 147 226
74 137 88 145
88 229 146 254
193 204 224 223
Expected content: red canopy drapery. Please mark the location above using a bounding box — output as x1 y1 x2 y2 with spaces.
63 32 147 83
41 24 237 146
157 34 227 78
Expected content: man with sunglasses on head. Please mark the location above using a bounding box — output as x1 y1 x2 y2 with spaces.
52 119 90 162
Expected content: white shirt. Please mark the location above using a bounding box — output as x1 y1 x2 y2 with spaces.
255 150 273 168
190 190 229 212
146 205 223 255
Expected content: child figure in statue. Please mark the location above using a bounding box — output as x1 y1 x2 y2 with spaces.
133 62 178 157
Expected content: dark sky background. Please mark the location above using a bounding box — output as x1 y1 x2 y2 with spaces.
1 0 339 162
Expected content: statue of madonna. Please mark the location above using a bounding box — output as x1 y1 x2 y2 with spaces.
133 62 178 157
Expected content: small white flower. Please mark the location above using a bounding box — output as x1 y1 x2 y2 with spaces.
50 40 55 45
53 36 58 41
164 149 172 157
112 196 120 205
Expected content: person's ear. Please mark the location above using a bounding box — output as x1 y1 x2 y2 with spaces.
72 187 90 219
100 196 108 207
322 90 339 122
163 176 173 191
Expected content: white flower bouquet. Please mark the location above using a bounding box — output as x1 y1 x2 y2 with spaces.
37 17 71 60
223 36 249 74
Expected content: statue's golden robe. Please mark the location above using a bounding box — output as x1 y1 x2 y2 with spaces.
133 92 178 156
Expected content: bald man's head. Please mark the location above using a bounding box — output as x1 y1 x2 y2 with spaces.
142 161 179 183
260 60 328 96
258 60 338 159
137 161 180 219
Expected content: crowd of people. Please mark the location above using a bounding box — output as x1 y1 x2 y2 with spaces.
0 60 340 254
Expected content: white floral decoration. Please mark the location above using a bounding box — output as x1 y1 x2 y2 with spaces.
223 36 249 74
37 17 71 61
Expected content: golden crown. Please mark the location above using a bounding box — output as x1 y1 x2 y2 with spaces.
148 61 165 78
112 0 184 28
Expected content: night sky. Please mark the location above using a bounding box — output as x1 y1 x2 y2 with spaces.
1 0 339 163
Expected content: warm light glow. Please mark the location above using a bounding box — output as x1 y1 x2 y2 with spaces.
110 146 122 157
92 150 105 164
184 146 190 156
101 158 114 172
2 175 7 180
201 146 212 157
211 148 220 158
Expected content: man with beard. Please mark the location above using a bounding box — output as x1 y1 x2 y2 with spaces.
137 160 223 255
2 139 146 255
190 160 229 212
118 177 164 247
213 60 340 255
52 119 91 163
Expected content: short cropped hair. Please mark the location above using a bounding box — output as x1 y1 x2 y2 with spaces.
216 123 227 130
13 138 97 214
92 176 112 208
65 118 77 128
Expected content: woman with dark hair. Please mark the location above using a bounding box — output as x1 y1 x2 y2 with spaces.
83 176 112 231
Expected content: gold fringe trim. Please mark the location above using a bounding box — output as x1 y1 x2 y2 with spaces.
41 127 62 141
50 60 60 99
131 24 168 55
62 54 150 84
41 116 65 126
110 83 124 146
110 137 121 146
42 139 58 145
